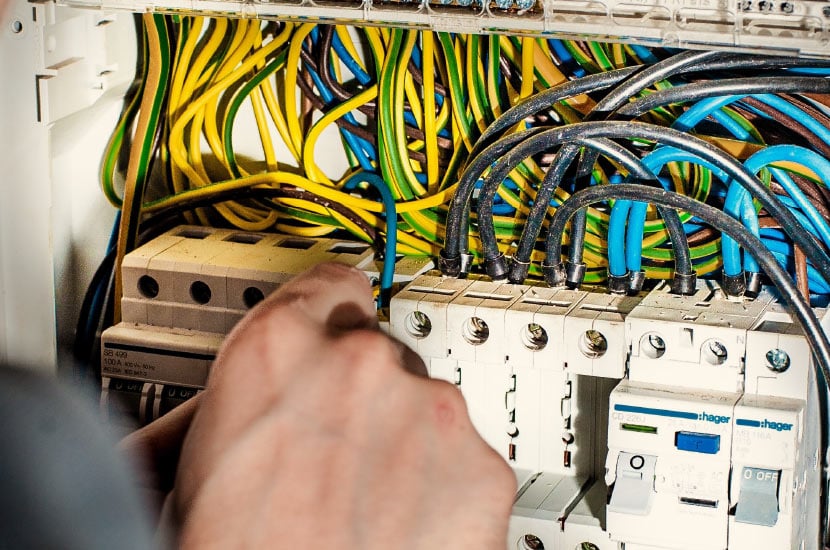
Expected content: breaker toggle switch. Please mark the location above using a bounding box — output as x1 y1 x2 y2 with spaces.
735 467 780 527
608 452 658 516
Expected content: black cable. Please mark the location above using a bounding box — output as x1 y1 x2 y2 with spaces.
684 54 830 74
591 51 830 118
441 128 545 275
588 49 728 117
475 139 578 260
467 66 641 162
656 201 695 294
471 132 693 292
445 69 677 273
508 143 581 282
480 120 830 288
576 51 830 190
564 207 589 288
615 77 830 118
73 249 117 365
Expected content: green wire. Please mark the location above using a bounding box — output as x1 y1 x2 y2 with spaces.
125 14 171 253
101 20 149 207
438 32 476 147
222 51 287 178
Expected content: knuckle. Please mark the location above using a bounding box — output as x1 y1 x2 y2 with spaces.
425 380 469 428
333 330 402 376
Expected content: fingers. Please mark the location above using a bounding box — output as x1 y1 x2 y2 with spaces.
120 393 201 490
394 339 429 378
177 264 379 511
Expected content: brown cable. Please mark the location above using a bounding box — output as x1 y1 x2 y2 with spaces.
802 93 830 111
686 226 718 246
741 96 830 158
794 245 811 300
272 187 384 256
769 180 830 222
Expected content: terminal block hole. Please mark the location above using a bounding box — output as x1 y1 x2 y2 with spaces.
405 311 432 339
641 332 666 359
521 323 548 350
190 281 212 305
225 232 263 244
137 275 159 299
765 348 790 372
579 329 607 358
176 227 212 239
576 544 599 550
462 317 489 345
277 237 315 250
243 286 265 309
702 339 728 365
328 243 370 254
519 534 545 549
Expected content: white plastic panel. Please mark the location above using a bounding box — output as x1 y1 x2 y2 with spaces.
58 0 830 58
0 0 136 371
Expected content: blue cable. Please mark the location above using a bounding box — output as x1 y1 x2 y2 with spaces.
767 248 830 294
84 213 121 344
618 147 733 274
608 198 631 277
331 31 373 85
772 195 826 241
492 177 519 216
605 175 628 276
664 96 759 275
764 149 830 244
673 95 755 141
625 201 648 273
754 94 830 148
410 40 422 70
629 45 659 64
673 94 830 275
301 42 376 167
721 186 757 276
781 67 830 76
547 39 586 78
722 145 830 278
343 172 397 308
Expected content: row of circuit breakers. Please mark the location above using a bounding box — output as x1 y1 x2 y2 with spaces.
102 225 824 550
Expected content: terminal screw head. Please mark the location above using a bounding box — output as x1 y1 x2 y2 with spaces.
765 349 791 373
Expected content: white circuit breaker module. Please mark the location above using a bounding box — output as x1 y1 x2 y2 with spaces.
105 227 824 549
100 225 433 425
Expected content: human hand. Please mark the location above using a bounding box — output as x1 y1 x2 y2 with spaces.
174 262 516 549
120 393 201 515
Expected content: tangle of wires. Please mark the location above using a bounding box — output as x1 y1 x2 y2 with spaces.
442 49 830 304
87 14 830 371
94 15 676 326
84 13 830 543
